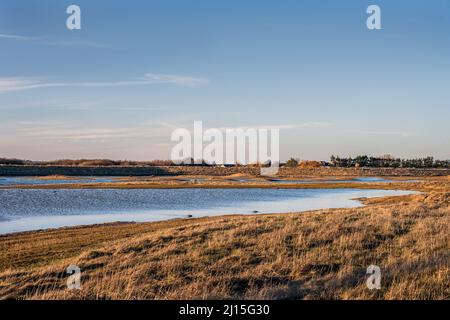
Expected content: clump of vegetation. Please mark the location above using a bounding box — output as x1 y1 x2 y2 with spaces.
298 160 322 168
285 158 299 167
330 155 450 168
0 158 32 165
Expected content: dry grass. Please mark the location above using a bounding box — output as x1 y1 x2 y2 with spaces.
0 182 448 300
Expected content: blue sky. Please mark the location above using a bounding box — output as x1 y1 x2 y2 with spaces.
0 0 449 161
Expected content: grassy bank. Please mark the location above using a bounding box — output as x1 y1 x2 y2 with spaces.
0 179 439 191
0 180 448 300
2 165 450 177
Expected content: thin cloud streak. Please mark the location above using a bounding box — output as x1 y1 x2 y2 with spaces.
9 120 193 142
0 33 106 48
15 125 169 141
10 120 317 142
297 121 334 128
0 33 46 41
215 122 333 131
358 130 414 137
144 74 209 87
0 74 209 93
40 40 108 48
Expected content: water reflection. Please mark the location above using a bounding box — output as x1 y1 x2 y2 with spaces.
0 188 416 234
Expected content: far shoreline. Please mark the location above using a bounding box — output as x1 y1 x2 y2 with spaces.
1 165 450 177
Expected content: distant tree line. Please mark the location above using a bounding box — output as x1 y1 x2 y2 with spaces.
0 158 32 165
329 155 450 168
0 158 175 167
0 157 269 167
1 155 449 168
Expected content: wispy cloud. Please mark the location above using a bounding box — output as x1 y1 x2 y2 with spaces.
41 40 108 48
0 33 46 41
243 122 333 130
0 74 209 93
358 130 414 137
11 120 197 142
144 73 209 86
0 78 40 92
297 122 334 128
25 127 159 141
0 33 106 48
207 122 334 131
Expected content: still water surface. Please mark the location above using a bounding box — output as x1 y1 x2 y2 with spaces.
0 176 118 185
0 188 415 234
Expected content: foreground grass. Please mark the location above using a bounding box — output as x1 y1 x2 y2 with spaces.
0 184 448 300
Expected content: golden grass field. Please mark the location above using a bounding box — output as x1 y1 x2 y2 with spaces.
0 177 448 300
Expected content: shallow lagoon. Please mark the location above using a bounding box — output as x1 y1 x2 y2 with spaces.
0 188 416 234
